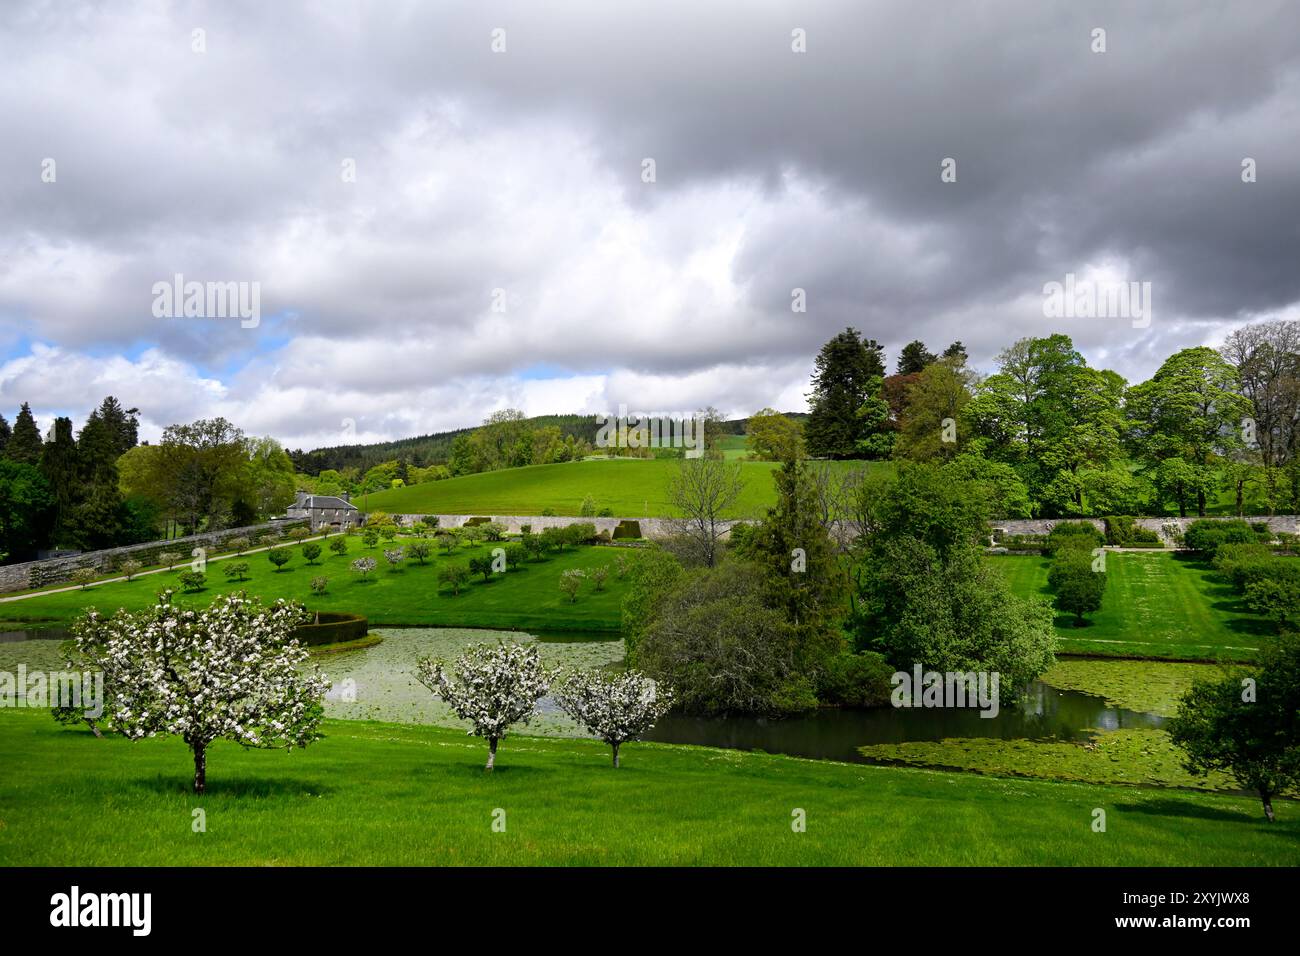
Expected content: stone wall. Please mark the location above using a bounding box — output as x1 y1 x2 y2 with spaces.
989 514 1300 545
387 513 749 540
0 519 310 594
390 511 1300 548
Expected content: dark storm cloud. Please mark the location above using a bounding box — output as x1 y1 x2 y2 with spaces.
1 0 1298 442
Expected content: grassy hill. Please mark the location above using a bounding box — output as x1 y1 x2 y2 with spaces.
360 457 882 517
1 708 1293 865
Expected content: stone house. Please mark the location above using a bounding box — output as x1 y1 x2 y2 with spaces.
285 491 363 531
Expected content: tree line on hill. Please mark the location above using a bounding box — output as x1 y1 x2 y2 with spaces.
0 402 298 563
766 320 1300 518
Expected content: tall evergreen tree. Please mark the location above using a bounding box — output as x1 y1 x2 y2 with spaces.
5 403 43 465
39 417 79 545
0 413 10 456
804 328 886 459
897 340 937 376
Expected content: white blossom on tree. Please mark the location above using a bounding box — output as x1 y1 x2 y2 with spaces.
416 642 555 770
554 670 674 767
67 590 330 794
352 556 377 579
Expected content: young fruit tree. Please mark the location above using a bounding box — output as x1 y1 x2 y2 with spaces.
67 590 329 794
415 642 554 770
554 670 674 768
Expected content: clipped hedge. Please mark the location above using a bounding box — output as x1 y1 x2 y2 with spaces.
294 612 368 647
612 520 643 540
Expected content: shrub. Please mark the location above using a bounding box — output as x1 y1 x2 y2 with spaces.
421 515 440 531
1183 519 1264 557
482 522 506 542
362 529 379 548
541 508 555 517
158 551 181 570
1245 576 1300 630
383 548 405 570
329 537 348 556
614 553 630 578
559 568 586 602
407 540 432 564
302 542 322 564
1212 543 1275 591
226 536 250 555
351 556 377 579
597 507 614 517
1044 521 1104 556
1048 546 1106 626
267 548 292 571
438 564 470 595
591 565 610 591
462 525 486 547
818 651 895 707
118 559 143 581
310 576 329 595
503 543 525 570
177 570 207 592
223 561 250 582
1102 516 1161 547
464 516 491 527
71 567 97 589
436 532 457 554
566 522 598 546
286 527 312 543
378 525 398 542
579 494 597 517
520 524 532 535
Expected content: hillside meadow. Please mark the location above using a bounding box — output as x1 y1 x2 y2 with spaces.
0 709 1294 866
359 457 883 517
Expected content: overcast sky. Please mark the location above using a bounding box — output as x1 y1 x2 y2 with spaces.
2 0 1299 449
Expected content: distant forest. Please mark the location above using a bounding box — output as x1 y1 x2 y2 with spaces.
288 413 770 476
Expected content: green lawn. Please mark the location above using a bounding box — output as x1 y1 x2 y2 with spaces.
992 552 1273 661
361 457 882 517
0 708 1294 865
0 540 632 632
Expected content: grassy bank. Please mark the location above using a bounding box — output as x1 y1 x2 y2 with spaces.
0 542 631 632
992 551 1271 661
0 709 1294 866
359 457 880 517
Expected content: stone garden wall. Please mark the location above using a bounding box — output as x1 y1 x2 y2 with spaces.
988 514 1300 545
392 512 1300 548
0 519 310 594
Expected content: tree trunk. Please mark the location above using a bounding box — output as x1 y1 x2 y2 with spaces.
1261 791 1275 822
192 741 207 795
611 742 620 768
485 738 498 771
1197 489 1206 517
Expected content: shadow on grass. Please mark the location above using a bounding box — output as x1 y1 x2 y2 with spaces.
1052 615 1096 630
1113 797 1270 825
135 774 335 799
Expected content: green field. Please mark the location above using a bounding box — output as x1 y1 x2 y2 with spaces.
0 708 1294 866
360 457 881 517
992 552 1272 661
0 541 631 632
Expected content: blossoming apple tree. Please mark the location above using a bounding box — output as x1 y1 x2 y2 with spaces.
69 590 330 794
416 642 554 770
554 670 674 767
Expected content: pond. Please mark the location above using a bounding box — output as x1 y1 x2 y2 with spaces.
644 680 1164 764
0 625 1164 763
